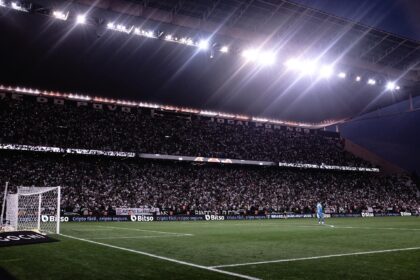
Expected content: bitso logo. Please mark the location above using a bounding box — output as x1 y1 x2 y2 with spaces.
130 215 154 222
41 215 69 222
361 213 374 217
205 215 225 221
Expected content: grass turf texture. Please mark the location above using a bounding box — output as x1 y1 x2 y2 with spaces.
1 217 420 279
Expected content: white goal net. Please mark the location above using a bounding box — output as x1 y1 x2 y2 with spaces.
2 186 61 234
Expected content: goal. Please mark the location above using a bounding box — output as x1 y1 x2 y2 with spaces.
1 185 61 234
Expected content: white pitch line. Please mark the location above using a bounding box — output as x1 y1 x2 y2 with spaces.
95 225 193 236
89 234 192 240
60 234 260 280
231 223 420 231
211 247 420 268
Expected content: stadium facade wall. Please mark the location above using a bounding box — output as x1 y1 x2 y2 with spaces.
344 139 406 174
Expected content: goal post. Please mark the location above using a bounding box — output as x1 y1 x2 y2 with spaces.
1 186 61 234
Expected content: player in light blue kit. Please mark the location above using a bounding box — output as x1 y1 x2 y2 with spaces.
316 202 325 224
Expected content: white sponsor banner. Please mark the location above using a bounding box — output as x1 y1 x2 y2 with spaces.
116 207 159 216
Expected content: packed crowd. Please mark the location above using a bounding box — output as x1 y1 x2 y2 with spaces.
0 153 418 215
0 96 370 166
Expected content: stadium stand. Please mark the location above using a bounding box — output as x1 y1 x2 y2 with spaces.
0 151 418 216
0 94 371 167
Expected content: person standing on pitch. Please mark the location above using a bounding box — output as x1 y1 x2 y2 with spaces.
316 202 325 224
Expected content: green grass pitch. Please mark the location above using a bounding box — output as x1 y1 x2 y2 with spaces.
1 217 420 279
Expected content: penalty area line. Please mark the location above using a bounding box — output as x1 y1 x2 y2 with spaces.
60 234 260 280
211 246 420 268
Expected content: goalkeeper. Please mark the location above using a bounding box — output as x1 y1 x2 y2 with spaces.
316 202 325 225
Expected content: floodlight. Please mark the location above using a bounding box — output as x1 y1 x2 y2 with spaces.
386 81 397 91
220 46 229 53
11 2 28 12
107 22 115 29
242 49 259 62
242 49 276 65
52 10 68 21
396 86 400 90
180 37 187 43
355 76 361 82
76 14 86 25
258 51 276 66
165 34 173 41
143 30 154 38
198 40 209 50
0 0 5 7
338 72 346 78
301 60 317 75
319 65 334 78
367 79 376 85
284 58 300 70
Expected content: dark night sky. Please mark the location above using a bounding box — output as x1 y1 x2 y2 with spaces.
292 0 420 41
291 0 420 174
1 0 419 173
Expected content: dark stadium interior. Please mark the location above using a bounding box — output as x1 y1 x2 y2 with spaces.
0 0 419 123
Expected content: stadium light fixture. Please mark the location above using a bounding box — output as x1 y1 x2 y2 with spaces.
76 14 86 25
355 76 361 82
258 51 276 66
220 46 229 53
198 40 210 50
386 81 399 91
52 10 69 21
285 58 317 75
338 72 346 78
0 0 5 7
367 78 376 85
11 2 28 12
319 65 334 79
301 60 317 75
284 58 300 70
396 86 400 90
134 29 155 38
107 22 133 34
164 34 173 41
242 49 276 66
242 49 259 62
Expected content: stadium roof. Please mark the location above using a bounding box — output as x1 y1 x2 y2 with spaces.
66 0 420 80
1 0 419 124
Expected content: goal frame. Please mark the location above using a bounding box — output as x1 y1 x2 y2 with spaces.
1 184 61 234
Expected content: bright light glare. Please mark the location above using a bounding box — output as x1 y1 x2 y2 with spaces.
52 10 68 21
220 46 229 53
165 34 173 41
107 23 133 34
301 60 317 75
198 40 209 50
258 51 276 66
76 14 86 25
242 49 259 62
11 2 28 12
0 1 5 7
284 58 300 70
285 58 317 75
386 81 397 91
396 86 400 90
143 30 155 38
319 65 334 78
242 49 276 66
367 79 376 85
338 72 346 78
356 76 361 82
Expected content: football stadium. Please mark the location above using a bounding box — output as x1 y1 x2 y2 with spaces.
0 0 420 279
